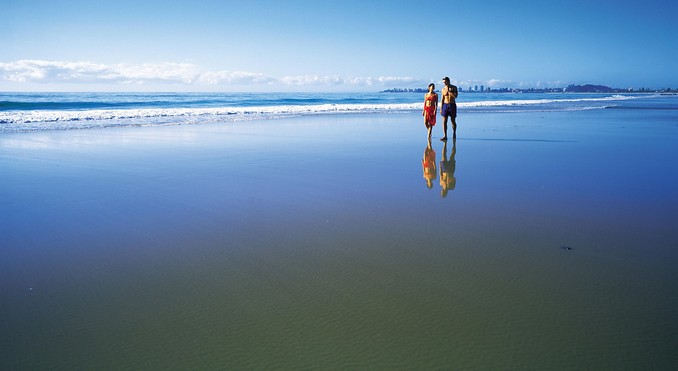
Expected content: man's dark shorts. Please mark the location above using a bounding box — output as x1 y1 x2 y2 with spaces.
441 103 457 118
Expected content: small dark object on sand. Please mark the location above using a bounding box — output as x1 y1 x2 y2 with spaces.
560 245 574 251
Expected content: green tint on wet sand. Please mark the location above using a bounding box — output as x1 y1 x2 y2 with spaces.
1 107 677 369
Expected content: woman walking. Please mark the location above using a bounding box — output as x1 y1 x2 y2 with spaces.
423 83 438 138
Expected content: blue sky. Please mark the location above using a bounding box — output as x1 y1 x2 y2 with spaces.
2 0 676 92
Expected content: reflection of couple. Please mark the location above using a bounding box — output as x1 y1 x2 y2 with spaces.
422 138 456 197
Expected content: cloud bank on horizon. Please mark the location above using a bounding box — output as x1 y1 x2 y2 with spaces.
0 60 564 92
0 59 428 91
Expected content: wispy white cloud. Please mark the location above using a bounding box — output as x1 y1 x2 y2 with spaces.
0 60 200 84
199 70 276 85
278 75 344 86
0 60 425 89
278 75 423 87
486 79 513 87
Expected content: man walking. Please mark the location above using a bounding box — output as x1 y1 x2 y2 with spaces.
440 77 458 140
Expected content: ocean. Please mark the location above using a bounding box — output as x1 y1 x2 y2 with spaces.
1 91 674 132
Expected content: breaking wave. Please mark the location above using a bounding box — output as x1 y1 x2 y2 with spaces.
0 93 660 132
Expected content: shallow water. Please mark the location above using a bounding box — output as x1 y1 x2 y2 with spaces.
1 107 677 369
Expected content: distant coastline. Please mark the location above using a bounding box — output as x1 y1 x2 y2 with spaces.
383 84 677 94
381 88 429 93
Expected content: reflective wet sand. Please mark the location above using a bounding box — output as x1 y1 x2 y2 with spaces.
2 109 677 369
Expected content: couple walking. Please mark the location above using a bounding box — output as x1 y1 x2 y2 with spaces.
423 76 458 140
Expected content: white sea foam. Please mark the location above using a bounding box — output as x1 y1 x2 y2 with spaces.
0 94 656 132
457 94 639 108
0 103 418 124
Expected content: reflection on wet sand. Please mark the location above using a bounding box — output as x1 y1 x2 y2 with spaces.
439 138 456 197
422 138 457 197
422 139 436 189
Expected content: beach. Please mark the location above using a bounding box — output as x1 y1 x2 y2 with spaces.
2 105 678 368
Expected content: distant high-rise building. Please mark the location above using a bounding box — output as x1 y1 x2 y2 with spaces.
474 85 478 91
480 85 484 92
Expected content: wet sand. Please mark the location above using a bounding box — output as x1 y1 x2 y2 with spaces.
1 110 678 369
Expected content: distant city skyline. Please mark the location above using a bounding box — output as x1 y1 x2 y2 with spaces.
2 0 676 92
